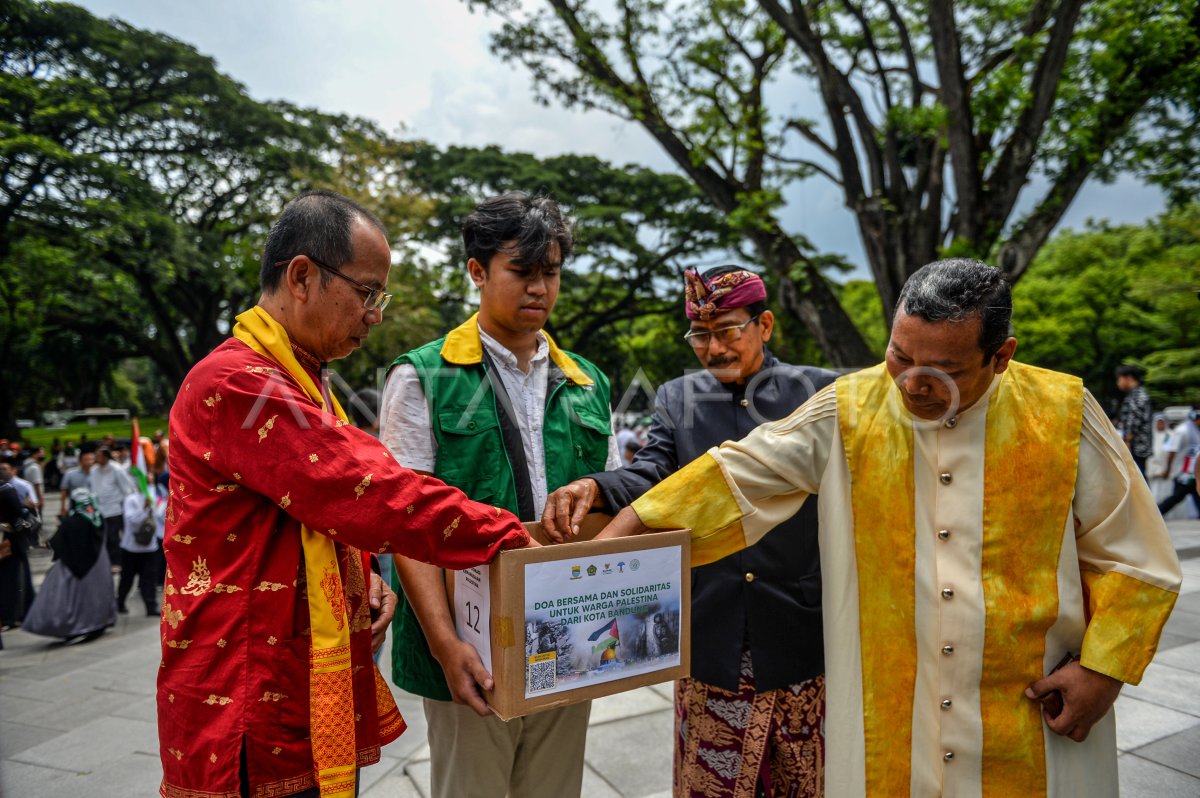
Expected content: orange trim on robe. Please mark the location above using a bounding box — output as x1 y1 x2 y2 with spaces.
235 307 366 798
1080 570 1178 684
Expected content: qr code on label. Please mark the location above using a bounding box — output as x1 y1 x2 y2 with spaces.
527 652 557 693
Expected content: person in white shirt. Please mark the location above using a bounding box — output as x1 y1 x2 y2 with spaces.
0 460 37 510
119 488 164 615
1158 410 1200 519
112 444 131 472
88 447 135 569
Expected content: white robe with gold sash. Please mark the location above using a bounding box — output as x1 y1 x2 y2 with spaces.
632 362 1181 798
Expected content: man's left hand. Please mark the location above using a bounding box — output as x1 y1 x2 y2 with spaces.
368 570 398 655
1025 660 1123 742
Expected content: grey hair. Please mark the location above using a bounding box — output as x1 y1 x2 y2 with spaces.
260 189 387 294
896 258 1013 359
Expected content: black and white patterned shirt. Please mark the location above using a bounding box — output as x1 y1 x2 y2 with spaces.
1118 384 1153 458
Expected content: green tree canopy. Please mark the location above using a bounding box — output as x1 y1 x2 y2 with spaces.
840 204 1200 407
0 1 376 426
468 0 1200 366
395 143 748 392
1 2 758 427
1013 204 1200 409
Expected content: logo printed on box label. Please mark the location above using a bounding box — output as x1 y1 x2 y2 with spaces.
527 651 557 693
522 540 684 701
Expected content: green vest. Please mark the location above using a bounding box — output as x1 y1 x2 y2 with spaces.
388 315 613 700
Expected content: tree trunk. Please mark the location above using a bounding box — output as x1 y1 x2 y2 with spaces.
751 228 877 366
854 199 942 330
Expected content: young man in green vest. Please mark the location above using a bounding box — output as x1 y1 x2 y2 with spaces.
379 192 619 798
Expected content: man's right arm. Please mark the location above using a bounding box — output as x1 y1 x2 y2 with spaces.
203 363 529 566
591 385 680 506
116 467 134 496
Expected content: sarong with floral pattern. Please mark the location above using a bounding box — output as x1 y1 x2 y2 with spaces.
674 648 824 798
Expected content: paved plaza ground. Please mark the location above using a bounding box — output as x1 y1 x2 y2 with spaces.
2 499 1198 796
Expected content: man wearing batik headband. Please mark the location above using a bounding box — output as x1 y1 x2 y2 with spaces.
544 265 836 797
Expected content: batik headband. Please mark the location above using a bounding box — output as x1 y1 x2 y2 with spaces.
684 268 768 321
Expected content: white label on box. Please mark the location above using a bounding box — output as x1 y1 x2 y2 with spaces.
523 544 682 698
453 566 492 674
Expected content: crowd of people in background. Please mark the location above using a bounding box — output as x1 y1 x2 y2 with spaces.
0 429 170 645
0 363 1195 648
1115 364 1200 519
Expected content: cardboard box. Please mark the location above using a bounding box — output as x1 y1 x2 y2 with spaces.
449 515 691 720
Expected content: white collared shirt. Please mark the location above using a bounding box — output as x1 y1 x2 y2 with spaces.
88 462 134 518
381 326 620 517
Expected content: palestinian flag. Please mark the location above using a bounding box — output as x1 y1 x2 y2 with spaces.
588 618 619 655
130 417 155 501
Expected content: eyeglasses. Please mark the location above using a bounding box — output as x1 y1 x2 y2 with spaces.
682 315 760 349
273 256 393 312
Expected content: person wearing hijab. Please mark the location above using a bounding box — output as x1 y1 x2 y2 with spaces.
1147 413 1174 506
21 488 118 642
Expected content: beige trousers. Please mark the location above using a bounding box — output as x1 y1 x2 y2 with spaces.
423 698 591 798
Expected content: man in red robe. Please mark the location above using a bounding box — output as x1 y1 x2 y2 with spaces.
160 189 531 798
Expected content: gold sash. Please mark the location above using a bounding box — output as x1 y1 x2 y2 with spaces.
837 361 1082 798
233 306 381 798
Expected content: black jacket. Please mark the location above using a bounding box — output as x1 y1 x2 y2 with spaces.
591 352 836 691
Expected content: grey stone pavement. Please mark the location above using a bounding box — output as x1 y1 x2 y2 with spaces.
2 499 1198 796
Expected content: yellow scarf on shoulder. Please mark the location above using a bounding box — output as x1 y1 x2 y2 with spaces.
232 306 361 798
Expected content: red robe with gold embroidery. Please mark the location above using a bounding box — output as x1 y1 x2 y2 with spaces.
159 339 528 798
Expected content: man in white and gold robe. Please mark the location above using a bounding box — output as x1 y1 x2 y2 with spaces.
600 259 1181 798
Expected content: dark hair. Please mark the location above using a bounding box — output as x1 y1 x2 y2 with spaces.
700 265 769 319
462 192 574 270
260 189 387 294
1115 364 1145 382
896 258 1012 360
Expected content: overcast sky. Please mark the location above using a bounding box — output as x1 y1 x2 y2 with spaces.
77 0 1167 279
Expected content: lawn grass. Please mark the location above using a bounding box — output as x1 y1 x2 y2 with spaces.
19 417 169 450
